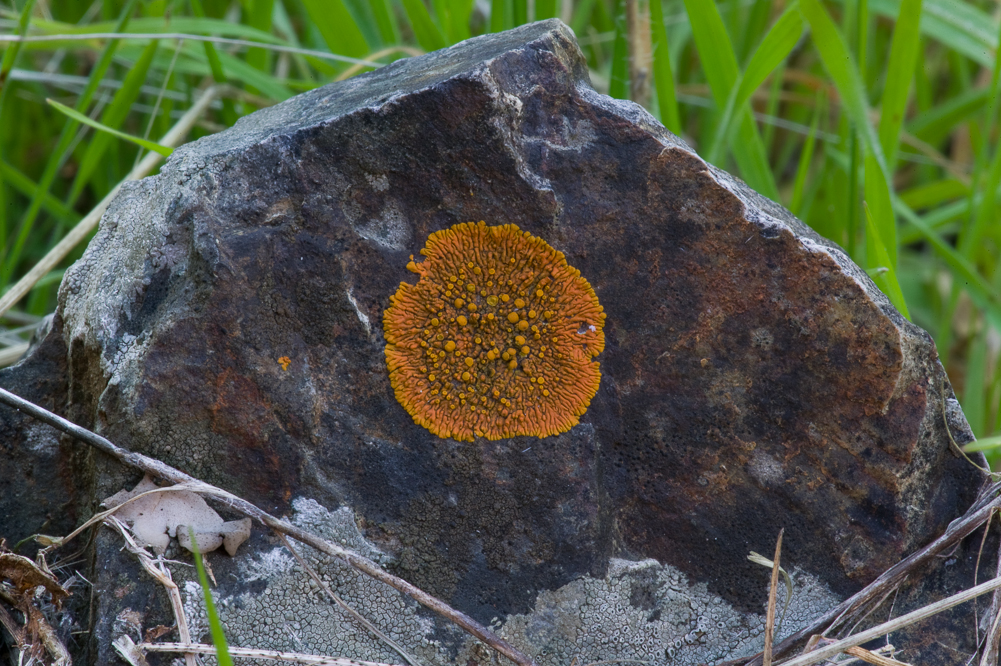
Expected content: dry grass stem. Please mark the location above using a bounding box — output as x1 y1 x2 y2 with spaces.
776 573 1001 666
762 529 784 666
140 640 404 665
747 551 792 631
841 645 912 666
0 84 222 320
106 516 197 666
0 386 539 666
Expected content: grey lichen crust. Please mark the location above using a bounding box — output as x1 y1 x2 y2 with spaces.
181 500 839 666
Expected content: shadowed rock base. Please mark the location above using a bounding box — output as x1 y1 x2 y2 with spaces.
0 19 993 666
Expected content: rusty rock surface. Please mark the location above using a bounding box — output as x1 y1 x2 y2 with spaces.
0 19 993 666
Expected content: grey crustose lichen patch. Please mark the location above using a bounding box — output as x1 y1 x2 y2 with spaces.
180 500 839 666
182 498 448 665
467 558 840 666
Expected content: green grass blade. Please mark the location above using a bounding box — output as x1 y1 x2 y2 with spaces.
0 160 81 227
188 528 234 666
0 0 139 290
0 0 39 253
801 0 899 269
863 202 910 318
964 12 1001 263
569 0 598 35
512 0 528 26
896 199 1001 317
609 0 629 99
451 0 474 41
245 0 276 74
866 0 995 67
536 0 557 20
433 0 473 44
790 92 823 216
342 0 384 48
800 0 889 181
706 4 803 164
899 178 968 210
649 0 680 133
964 328 988 436
68 38 160 203
189 0 237 125
963 435 1001 454
739 0 774 62
682 0 779 199
216 50 295 100
682 0 738 95
45 99 173 157
431 0 454 43
370 0 402 44
864 153 898 269
0 0 37 88
300 0 370 57
907 87 988 145
736 7 803 110
877 0 921 168
490 0 511 33
401 0 448 52
189 0 228 82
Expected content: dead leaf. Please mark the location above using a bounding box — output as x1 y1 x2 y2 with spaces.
0 551 68 606
103 476 252 555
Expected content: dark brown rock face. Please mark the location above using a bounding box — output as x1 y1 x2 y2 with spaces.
0 19 992 666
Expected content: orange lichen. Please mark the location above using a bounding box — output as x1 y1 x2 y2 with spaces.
278 356 291 371
383 221 606 441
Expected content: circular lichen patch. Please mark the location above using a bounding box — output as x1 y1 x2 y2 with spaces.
384 221 605 441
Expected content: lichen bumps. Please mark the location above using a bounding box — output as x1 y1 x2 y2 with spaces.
384 221 606 441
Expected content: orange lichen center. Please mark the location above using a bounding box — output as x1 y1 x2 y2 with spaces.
383 221 606 441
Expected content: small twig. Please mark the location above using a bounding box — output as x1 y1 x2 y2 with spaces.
763 529 784 666
141 640 403 665
777 574 1001 666
274 532 422 666
106 516 196 666
0 386 538 666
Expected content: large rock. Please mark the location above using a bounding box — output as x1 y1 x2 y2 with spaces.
0 19 992 666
